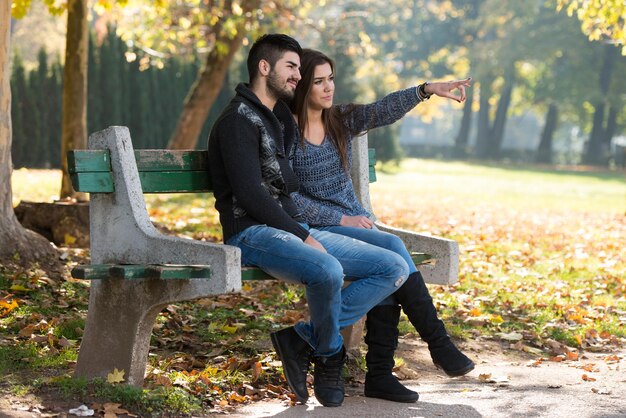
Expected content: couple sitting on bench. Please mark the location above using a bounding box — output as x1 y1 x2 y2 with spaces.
208 33 474 407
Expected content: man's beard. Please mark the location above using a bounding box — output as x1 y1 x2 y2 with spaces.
267 70 295 102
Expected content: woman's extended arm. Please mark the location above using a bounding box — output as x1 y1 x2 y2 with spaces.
346 78 472 134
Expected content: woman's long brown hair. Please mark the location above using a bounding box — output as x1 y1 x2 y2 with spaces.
290 49 359 171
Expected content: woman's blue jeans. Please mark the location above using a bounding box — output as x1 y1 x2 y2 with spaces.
226 224 408 357
318 225 419 305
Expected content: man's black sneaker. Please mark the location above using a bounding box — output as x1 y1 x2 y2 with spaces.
313 347 346 407
270 326 312 403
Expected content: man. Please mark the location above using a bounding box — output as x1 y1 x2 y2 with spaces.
208 34 408 407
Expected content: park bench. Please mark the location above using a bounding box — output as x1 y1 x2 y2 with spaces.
68 126 459 387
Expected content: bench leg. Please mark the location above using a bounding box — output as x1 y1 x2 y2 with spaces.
341 319 365 355
75 279 184 387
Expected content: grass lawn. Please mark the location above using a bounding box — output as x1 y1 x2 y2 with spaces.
4 158 625 415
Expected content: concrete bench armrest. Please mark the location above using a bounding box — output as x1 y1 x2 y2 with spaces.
374 222 459 285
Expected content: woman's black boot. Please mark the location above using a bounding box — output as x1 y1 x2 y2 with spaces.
364 305 419 403
395 271 475 377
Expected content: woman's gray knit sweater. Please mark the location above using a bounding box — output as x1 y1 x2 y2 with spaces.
291 87 422 226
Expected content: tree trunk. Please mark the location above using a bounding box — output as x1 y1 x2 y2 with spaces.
583 102 606 165
0 1 56 263
167 0 261 150
489 77 514 159
60 0 88 199
474 78 492 159
453 86 473 159
582 44 618 166
603 105 617 147
536 103 558 164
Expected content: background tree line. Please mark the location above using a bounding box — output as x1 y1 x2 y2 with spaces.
9 0 626 171
10 29 231 168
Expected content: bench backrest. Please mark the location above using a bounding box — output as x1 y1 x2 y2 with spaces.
68 149 377 194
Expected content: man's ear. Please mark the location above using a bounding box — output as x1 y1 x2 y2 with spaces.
259 59 270 76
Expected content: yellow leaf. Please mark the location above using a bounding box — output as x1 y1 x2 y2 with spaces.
229 392 247 402
221 325 238 334
107 368 126 384
64 233 77 245
10 284 31 292
574 334 583 346
490 314 504 324
0 299 19 317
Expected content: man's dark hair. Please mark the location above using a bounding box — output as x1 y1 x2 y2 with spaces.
247 34 302 83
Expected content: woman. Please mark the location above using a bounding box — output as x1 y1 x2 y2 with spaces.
290 49 474 403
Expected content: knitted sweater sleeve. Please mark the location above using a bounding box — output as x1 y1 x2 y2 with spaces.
216 115 309 240
346 87 422 134
291 191 344 227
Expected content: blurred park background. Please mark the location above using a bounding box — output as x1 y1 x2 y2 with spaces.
7 0 626 169
1 1 625 415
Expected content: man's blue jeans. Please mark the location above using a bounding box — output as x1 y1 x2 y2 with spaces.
226 224 408 357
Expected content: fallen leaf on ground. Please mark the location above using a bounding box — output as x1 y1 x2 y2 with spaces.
591 388 611 395
251 361 263 382
582 374 596 382
578 363 598 372
604 355 621 364
102 402 130 418
106 368 125 384
0 299 19 316
478 373 510 384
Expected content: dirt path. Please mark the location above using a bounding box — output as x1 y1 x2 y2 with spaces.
226 337 626 418
1 338 624 417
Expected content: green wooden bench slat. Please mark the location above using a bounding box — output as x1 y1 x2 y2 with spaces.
71 265 112 280
369 167 377 183
71 264 211 280
134 150 209 172
411 252 433 265
70 172 115 193
242 254 431 282
241 267 275 281
72 255 431 281
138 171 211 193
68 150 111 174
368 149 376 183
69 150 210 173
70 171 212 193
152 265 211 280
68 148 376 192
